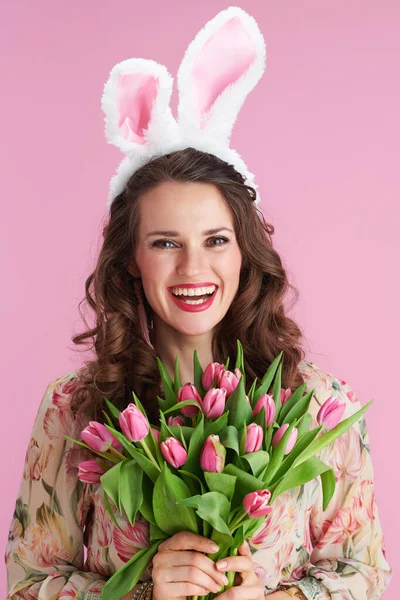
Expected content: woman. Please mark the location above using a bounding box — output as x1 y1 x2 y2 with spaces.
5 148 392 600
5 7 392 600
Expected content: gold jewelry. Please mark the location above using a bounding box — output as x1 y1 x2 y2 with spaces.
281 586 307 599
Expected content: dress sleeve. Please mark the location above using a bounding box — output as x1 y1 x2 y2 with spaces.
5 373 108 600
284 373 393 600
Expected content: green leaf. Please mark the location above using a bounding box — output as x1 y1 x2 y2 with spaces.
139 473 156 524
225 376 252 428
119 460 143 526
100 541 161 600
178 492 231 535
103 489 122 531
248 377 258 405
321 468 336 511
292 401 373 468
173 355 182 395
254 352 283 402
269 456 331 504
129 447 160 484
102 410 114 428
223 464 265 495
184 414 205 475
168 425 194 445
235 339 245 372
278 383 308 423
153 464 199 536
263 421 297 486
204 472 237 502
271 362 283 420
103 425 136 460
156 357 177 408
150 523 168 542
178 469 206 496
281 390 313 425
269 427 321 486
240 451 270 478
163 400 202 415
296 412 313 438
204 412 229 437
100 461 123 512
104 396 121 420
193 350 206 396
219 426 239 455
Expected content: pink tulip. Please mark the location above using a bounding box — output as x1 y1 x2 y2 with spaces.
160 437 188 468
81 421 123 453
202 388 227 419
280 388 292 406
243 489 272 518
218 369 241 396
177 383 202 417
167 415 185 427
245 423 263 453
152 428 160 442
200 434 226 473
119 403 149 442
317 396 346 429
272 424 298 455
252 394 276 427
202 362 225 390
78 459 104 484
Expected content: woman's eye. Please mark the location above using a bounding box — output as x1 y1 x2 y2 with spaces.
152 236 229 249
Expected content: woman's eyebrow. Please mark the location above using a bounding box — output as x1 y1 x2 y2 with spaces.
145 227 234 239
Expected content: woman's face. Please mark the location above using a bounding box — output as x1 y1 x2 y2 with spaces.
132 180 242 337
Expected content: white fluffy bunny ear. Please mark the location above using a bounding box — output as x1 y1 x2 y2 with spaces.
101 58 178 154
177 6 266 143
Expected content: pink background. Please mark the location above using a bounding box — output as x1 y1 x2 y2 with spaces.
1 1 398 597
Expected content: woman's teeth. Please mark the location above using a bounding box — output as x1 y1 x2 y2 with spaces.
170 285 217 305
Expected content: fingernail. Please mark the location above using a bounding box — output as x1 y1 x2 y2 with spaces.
222 575 229 585
209 543 219 552
217 560 227 570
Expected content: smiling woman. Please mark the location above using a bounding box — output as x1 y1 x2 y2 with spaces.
68 146 306 425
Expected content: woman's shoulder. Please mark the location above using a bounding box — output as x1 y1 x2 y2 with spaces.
34 368 85 430
297 358 363 420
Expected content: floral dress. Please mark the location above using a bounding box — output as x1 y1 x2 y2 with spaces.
5 360 392 600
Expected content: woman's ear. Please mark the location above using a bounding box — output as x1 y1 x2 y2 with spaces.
127 260 141 278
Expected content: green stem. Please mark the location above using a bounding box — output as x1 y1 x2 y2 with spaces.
229 510 246 532
226 547 238 589
140 439 161 470
108 446 127 462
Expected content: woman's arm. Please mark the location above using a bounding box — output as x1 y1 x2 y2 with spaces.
5 373 108 599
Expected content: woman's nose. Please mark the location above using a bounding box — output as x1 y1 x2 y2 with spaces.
176 247 208 276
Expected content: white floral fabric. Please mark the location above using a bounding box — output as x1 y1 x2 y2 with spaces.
5 360 392 599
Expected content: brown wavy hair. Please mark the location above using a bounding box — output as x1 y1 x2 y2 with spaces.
69 147 306 424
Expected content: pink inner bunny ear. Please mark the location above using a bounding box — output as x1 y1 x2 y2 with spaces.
117 72 159 144
192 17 256 125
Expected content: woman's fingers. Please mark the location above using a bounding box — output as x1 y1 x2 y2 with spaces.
215 555 254 575
216 584 263 600
162 582 213 597
165 566 225 594
158 531 218 554
155 550 229 587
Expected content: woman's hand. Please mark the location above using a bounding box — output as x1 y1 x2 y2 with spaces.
214 541 265 600
152 531 230 600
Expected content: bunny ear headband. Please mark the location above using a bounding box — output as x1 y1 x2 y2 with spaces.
101 6 267 211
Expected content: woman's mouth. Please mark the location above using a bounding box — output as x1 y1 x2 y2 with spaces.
168 285 218 312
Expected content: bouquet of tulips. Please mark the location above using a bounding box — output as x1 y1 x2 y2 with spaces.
66 342 372 600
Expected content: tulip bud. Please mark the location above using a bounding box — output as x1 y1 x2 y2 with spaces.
81 421 123 453
177 383 202 417
167 415 185 427
280 388 292 406
317 396 346 430
272 424 298 455
152 428 160 442
252 394 276 427
202 388 227 419
78 459 104 484
202 362 225 390
218 369 241 396
200 434 226 473
245 423 263 453
160 437 188 468
243 489 272 518
119 403 149 442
